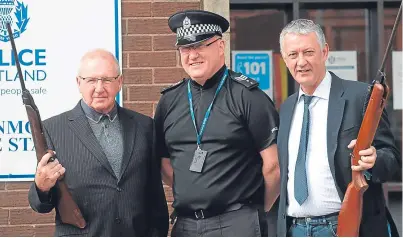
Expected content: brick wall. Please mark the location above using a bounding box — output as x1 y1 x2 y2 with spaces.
121 0 200 117
121 0 201 233
0 0 200 236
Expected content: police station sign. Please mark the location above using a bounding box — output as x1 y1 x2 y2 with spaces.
0 0 122 181
232 51 273 98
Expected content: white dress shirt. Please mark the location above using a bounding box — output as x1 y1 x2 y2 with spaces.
286 71 342 217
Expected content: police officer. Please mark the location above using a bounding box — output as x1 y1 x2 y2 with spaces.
154 10 280 237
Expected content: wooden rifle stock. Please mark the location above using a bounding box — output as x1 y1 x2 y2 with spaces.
337 83 388 236
6 23 86 229
337 3 401 236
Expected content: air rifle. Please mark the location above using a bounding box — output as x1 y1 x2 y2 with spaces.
337 3 402 236
6 23 86 229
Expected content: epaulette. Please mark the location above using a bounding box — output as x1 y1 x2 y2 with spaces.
160 78 186 94
229 71 259 90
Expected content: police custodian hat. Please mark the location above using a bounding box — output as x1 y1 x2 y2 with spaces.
168 10 230 47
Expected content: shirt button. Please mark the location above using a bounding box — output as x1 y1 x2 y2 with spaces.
115 218 121 224
117 187 122 192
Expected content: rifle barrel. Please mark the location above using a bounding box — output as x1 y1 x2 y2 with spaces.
6 23 26 92
378 2 402 76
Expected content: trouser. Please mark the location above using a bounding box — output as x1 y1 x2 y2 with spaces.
286 212 339 237
171 205 268 237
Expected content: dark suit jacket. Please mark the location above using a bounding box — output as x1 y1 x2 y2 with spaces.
28 101 169 237
277 72 401 237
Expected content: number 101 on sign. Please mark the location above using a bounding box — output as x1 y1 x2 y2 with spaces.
242 62 266 75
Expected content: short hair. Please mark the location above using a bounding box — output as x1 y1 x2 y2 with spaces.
279 19 326 53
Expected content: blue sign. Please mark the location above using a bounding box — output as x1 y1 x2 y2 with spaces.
232 51 272 97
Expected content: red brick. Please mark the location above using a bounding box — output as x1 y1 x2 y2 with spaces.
0 191 29 207
128 86 163 102
167 202 173 216
0 208 8 225
123 103 153 117
5 182 31 190
163 186 173 203
152 2 200 17
154 67 188 83
122 19 127 35
9 209 55 225
35 225 55 237
123 69 152 84
129 52 176 67
0 226 35 236
123 36 152 51
128 19 170 34
123 86 128 101
152 103 158 117
122 2 151 17
0 182 5 190
153 35 176 51
122 53 128 69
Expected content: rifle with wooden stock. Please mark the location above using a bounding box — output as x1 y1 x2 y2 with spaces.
336 3 402 237
6 23 86 229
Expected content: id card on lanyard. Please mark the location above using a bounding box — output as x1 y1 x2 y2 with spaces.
187 69 228 173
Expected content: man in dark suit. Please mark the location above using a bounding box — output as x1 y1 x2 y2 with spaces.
28 49 169 236
276 19 400 237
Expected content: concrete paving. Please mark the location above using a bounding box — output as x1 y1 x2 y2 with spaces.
388 192 402 236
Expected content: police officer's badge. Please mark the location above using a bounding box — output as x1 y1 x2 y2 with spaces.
183 16 191 29
182 16 196 42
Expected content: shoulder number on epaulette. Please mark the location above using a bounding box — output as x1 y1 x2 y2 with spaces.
161 78 186 94
232 73 259 90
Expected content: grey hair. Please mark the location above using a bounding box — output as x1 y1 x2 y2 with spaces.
279 19 326 54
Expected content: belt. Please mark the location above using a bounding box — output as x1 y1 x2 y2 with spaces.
174 203 245 221
287 212 339 224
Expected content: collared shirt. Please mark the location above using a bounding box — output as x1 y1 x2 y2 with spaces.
80 100 123 178
81 100 118 123
287 71 341 217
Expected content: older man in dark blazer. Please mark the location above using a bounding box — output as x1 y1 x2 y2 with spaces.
28 49 169 236
276 19 400 237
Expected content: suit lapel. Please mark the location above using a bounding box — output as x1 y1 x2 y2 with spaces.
327 73 345 188
67 102 116 176
118 107 137 181
280 93 299 177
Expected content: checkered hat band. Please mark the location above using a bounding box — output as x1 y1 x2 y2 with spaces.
177 24 222 38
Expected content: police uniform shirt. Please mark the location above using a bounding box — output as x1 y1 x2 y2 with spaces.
155 65 279 213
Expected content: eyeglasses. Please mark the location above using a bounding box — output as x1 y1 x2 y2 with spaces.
78 75 120 85
178 38 222 54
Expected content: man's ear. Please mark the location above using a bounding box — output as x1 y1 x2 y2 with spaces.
219 38 225 55
322 43 329 60
281 52 289 69
118 75 123 90
76 76 81 87
76 77 83 94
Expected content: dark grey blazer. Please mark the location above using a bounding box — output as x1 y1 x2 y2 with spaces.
28 101 169 237
276 72 400 236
